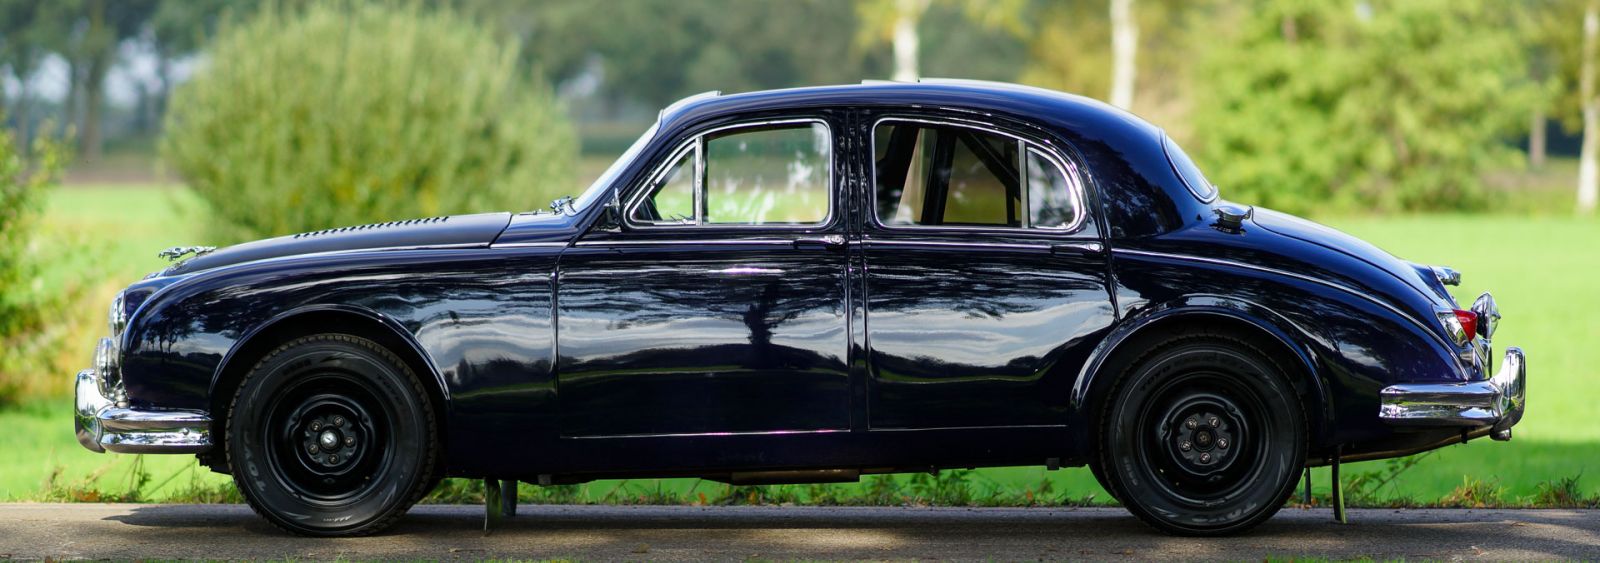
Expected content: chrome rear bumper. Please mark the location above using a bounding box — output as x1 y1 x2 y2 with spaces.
74 369 213 454
1379 347 1526 441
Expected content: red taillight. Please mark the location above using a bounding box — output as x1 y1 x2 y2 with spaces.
1453 310 1478 342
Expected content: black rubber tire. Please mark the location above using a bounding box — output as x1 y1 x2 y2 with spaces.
1089 456 1121 503
226 334 438 537
1098 333 1305 536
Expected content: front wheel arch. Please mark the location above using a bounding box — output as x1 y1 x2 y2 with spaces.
205 307 448 472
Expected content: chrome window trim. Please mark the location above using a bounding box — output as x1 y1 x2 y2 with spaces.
1114 248 1454 351
625 141 700 226
622 118 837 232
867 115 1089 236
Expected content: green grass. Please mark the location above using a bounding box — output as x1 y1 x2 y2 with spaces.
2 186 1596 503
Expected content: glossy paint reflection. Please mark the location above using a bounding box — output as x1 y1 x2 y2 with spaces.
556 240 850 437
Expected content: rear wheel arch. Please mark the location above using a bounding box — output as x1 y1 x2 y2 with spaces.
1073 306 1330 453
205 306 448 470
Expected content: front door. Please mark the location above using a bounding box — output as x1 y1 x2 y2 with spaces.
859 114 1118 429
556 117 852 438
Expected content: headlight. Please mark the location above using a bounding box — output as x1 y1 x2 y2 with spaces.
94 337 121 397
109 291 128 338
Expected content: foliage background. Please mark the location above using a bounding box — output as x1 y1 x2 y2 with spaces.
162 2 575 244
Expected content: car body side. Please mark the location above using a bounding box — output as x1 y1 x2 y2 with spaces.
114 82 1479 481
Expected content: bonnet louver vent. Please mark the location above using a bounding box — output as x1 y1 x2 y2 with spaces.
292 216 450 239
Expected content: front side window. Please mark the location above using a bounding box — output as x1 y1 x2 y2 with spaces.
629 121 832 226
873 120 1080 230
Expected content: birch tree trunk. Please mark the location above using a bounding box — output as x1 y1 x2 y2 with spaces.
1530 106 1547 170
1109 0 1138 109
891 0 928 82
1579 1 1599 215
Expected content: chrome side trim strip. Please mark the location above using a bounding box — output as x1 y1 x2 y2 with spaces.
563 428 847 440
488 242 570 249
864 239 1049 252
1113 248 1449 348
869 424 1068 432
572 238 797 247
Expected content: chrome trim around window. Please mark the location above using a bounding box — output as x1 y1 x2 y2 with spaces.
1380 347 1526 441
572 238 798 247
75 369 212 454
622 118 837 232
867 115 1089 236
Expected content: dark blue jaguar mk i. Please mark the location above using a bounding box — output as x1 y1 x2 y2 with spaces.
74 80 1525 536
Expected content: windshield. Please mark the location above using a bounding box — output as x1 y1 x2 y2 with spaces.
568 122 661 213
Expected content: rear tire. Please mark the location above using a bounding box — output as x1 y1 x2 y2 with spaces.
1098 334 1305 536
227 334 438 537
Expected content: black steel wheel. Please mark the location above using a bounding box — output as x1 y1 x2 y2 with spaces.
227 334 437 537
1099 333 1305 536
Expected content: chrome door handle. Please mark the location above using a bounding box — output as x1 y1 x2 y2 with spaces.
1050 241 1105 254
793 235 847 251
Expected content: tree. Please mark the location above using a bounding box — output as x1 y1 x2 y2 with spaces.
1108 0 1137 109
1190 0 1539 213
1581 0 1599 215
856 0 1026 82
162 2 577 243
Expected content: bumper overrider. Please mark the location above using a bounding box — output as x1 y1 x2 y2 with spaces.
74 369 212 454
1379 292 1525 441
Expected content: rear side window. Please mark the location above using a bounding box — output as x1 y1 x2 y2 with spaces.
873 120 1081 230
1164 135 1218 201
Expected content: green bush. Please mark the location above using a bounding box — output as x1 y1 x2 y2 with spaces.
163 2 577 244
0 121 69 404
1190 0 1540 214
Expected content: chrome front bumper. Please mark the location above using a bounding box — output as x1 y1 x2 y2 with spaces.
74 369 213 454
1379 347 1526 441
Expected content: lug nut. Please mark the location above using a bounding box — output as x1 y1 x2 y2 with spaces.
1185 418 1198 429
310 421 322 432
1180 441 1192 451
1218 438 1229 449
327 454 339 464
308 444 319 454
1208 416 1220 427
345 436 355 446
1200 452 1212 463
333 416 345 427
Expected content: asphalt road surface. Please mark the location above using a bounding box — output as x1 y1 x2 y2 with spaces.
1 503 1596 560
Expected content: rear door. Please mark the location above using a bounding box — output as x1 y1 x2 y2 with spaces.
859 113 1117 429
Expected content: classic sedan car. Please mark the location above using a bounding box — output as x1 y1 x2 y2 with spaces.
74 80 1524 537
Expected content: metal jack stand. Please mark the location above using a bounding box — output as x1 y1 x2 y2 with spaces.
1303 466 1312 506
483 479 518 534
1330 446 1347 524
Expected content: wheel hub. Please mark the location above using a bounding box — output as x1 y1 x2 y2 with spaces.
295 408 365 470
1167 405 1242 475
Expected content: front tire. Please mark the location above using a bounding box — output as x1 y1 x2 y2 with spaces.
227 334 438 536
1099 334 1305 536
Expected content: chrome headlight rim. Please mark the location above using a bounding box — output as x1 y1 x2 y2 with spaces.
94 337 121 397
109 291 128 338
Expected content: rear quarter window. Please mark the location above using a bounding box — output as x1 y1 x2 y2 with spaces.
1163 135 1217 202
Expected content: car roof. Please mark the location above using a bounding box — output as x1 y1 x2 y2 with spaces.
657 79 1163 144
